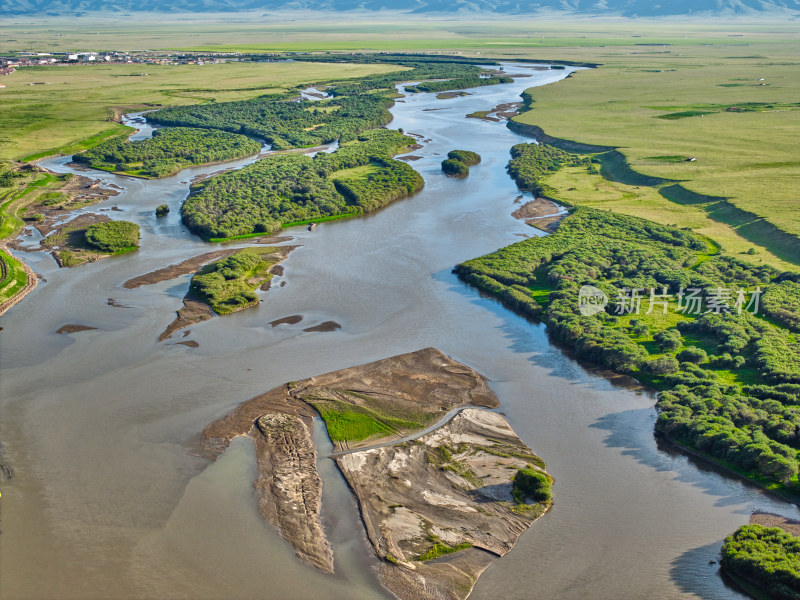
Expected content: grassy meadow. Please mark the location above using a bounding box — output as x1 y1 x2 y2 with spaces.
505 41 800 264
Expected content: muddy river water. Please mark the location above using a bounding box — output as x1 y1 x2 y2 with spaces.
1 64 797 600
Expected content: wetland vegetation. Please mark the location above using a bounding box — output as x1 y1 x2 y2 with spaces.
182 129 423 239
73 127 260 177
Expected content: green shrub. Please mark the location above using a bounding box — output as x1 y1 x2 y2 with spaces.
512 467 552 503
74 127 260 178
155 204 169 217
676 346 707 364
721 524 800 600
84 221 140 253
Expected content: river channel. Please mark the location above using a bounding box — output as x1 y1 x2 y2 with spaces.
1 63 797 600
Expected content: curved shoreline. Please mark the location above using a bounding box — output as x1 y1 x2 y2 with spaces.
0 244 38 317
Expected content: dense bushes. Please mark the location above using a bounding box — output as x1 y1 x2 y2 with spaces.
148 93 395 151
73 128 260 177
182 129 422 239
84 221 139 253
441 159 469 177
763 280 800 331
456 200 800 489
405 76 513 94
512 468 553 503
190 249 273 314
721 525 800 600
441 149 480 177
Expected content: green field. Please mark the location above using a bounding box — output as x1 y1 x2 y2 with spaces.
509 42 800 264
305 396 434 443
0 61 405 161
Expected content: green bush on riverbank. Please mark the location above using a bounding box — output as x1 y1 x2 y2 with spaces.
512 468 553 503
507 142 592 196
721 524 800 600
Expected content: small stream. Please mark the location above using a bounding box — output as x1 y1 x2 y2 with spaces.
1 63 796 600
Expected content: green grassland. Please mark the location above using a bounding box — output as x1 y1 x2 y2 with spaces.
508 43 800 264
0 249 29 305
0 61 405 161
305 396 434 442
5 17 792 53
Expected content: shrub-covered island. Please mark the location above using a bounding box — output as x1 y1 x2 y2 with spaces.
84 220 140 253
447 149 481 166
442 149 481 177
721 524 800 600
182 129 423 239
73 128 261 178
190 247 288 314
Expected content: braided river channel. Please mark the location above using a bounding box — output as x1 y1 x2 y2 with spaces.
1 63 797 600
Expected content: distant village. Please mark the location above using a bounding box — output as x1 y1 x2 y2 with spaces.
0 51 305 76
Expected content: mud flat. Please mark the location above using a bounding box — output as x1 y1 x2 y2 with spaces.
55 324 97 334
511 197 565 232
122 250 239 289
338 408 550 600
750 511 800 536
303 321 341 332
200 349 550 600
466 102 523 122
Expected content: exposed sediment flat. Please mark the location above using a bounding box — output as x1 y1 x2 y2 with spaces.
201 349 548 599
337 408 550 600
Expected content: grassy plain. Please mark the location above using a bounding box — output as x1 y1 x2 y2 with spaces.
0 61 405 161
507 42 800 264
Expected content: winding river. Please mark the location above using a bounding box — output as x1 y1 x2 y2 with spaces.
1 63 798 600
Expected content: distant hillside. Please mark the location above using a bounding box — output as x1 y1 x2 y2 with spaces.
4 0 799 16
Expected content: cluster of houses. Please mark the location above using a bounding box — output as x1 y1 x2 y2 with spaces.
0 51 244 71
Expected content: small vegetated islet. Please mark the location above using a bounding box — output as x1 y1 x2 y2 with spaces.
441 149 480 177
84 220 140 253
190 248 280 315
